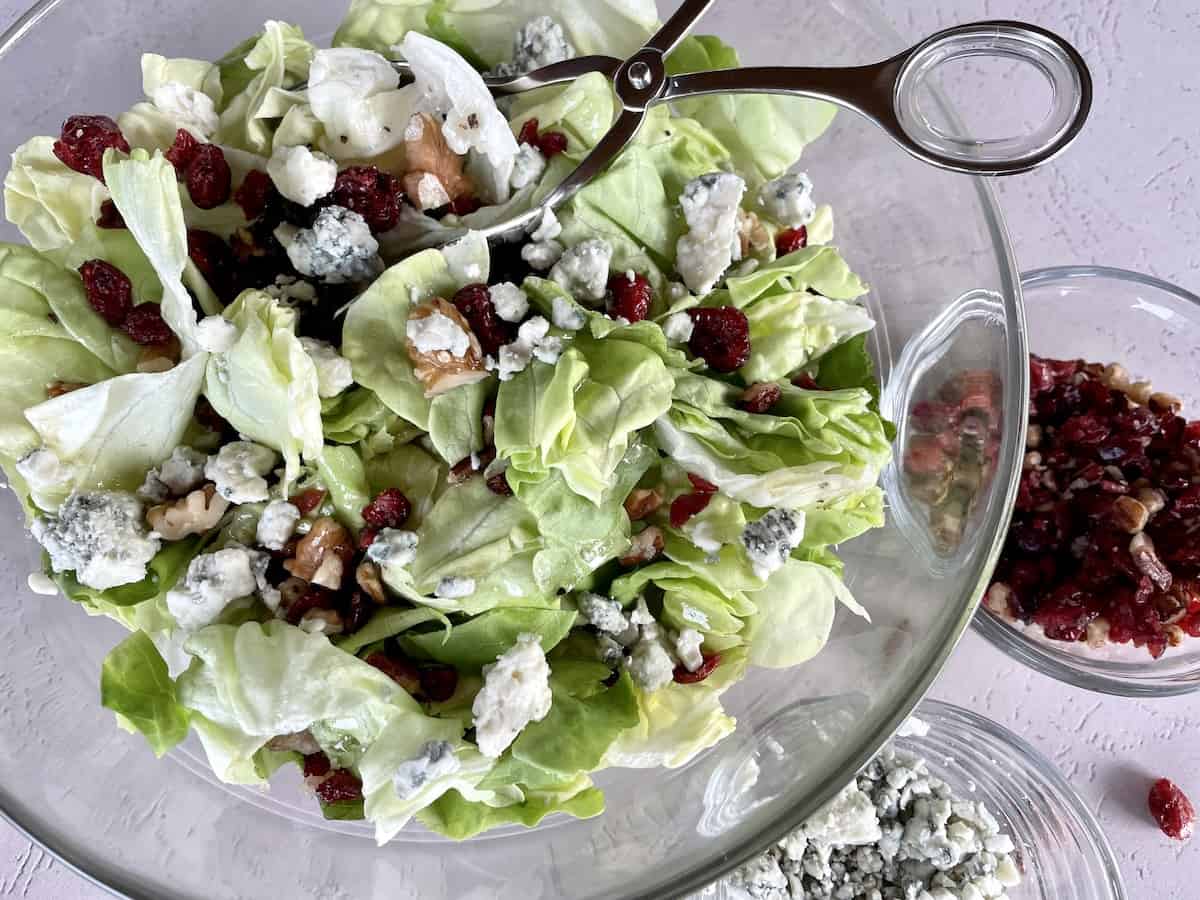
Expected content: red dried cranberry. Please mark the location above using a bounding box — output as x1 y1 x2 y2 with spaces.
341 592 373 635
607 273 652 323
775 226 808 256
96 199 126 229
740 382 782 414
185 143 232 210
486 472 513 496
187 229 237 301
688 307 751 373
1182 420 1200 451
518 119 541 146
451 283 514 355
315 770 363 804
673 653 721 684
537 131 568 158
331 166 403 233
1149 778 1195 841
1060 415 1110 447
792 372 821 390
120 303 174 345
53 115 129 182
688 474 718 494
448 195 482 216
670 491 714 528
418 666 459 702
365 652 421 694
289 488 327 516
164 128 201 171
302 752 332 778
78 259 133 326
285 584 336 626
234 169 276 220
361 488 411 530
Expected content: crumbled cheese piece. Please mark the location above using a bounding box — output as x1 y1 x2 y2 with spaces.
661 311 695 344
630 596 656 626
299 337 354 398
435 576 476 599
757 165 816 229
414 173 451 210
595 633 625 664
741 508 805 580
496 316 560 380
510 143 547 190
674 628 705 673
489 282 529 323
151 81 219 137
267 145 338 207
393 740 461 800
550 295 586 331
275 206 383 284
26 572 58 596
264 275 319 306
204 441 278 504
32 491 161 590
577 592 629 634
256 500 301 551
406 310 471 357
366 528 419 567
139 446 208 503
471 633 553 758
550 238 613 304
16 448 67 493
529 207 562 243
491 16 576 77
196 315 238 353
627 628 675 692
675 172 746 296
897 715 931 738
166 546 265 631
521 239 564 271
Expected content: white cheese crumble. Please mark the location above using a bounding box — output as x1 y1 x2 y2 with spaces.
550 238 613 304
32 491 161 591
413 172 451 210
675 172 746 296
496 316 561 380
521 239 564 271
139 445 208 503
551 295 586 331
627 623 676 692
393 740 461 800
366 529 419 567
264 275 319 306
151 81 219 138
406 310 471 357
630 596 656 626
492 16 576 77
757 164 816 229
489 282 529 323
299 337 354 398
266 145 338 207
674 628 705 673
195 315 239 353
256 500 301 551
741 508 805 580
275 206 383 284
510 143 547 190
529 207 562 243
661 311 695 344
26 572 58 596
166 546 265 631
435 576 476 599
471 633 553 758
577 592 629 634
204 441 278 504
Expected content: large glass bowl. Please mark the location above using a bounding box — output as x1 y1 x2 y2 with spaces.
0 1 1028 897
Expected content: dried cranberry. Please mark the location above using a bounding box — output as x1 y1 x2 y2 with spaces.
331 166 403 233
688 307 751 373
1172 485 1200 516
518 119 541 146
1060 415 1110 447
1182 421 1200 451
365 652 421 694
775 226 808 256
673 653 721 684
418 666 459 702
1149 778 1195 841
688 474 718 494
740 382 782 414
187 229 237 301
451 283 514 355
303 752 332 778
670 491 714 528
607 273 652 323
185 143 232 210
120 303 174 345
164 129 201 171
78 259 133 326
285 584 337 626
486 472 513 496
315 770 363 804
792 372 821 391
537 131 568 158
234 169 276 220
53 115 129 182
341 592 373 635
289 488 327 516
361 488 411 530
448 195 482 216
96 199 126 229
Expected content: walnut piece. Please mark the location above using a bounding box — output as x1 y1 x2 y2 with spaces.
736 208 772 259
356 560 387 604
147 484 229 541
623 488 663 521
405 298 487 398
284 517 353 589
266 730 321 755
402 113 474 209
136 337 182 374
46 381 88 398
619 526 664 567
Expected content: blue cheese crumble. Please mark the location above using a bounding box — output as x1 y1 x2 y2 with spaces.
267 145 338 208
757 165 816 229
510 143 547 190
661 312 695 344
550 238 613 304
489 282 529 323
275 206 383 284
675 172 746 296
166 545 266 631
491 16 576 77
495 316 562 380
577 592 630 634
393 740 461 800
472 633 553 758
551 295 586 331
406 310 471 357
256 500 301 551
204 441 278 504
366 528 419 567
32 491 161 590
741 508 805 580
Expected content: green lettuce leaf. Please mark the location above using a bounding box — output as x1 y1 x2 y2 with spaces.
2 136 109 252
417 781 604 839
428 380 487 466
610 560 756 648
403 607 577 669
364 442 447 528
741 560 842 669
315 445 371 534
335 606 449 656
100 630 190 756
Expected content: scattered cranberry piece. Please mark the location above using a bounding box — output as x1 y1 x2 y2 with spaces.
185 143 232 210
486 472 513 496
607 273 653 323
52 115 129 182
290 488 327 516
120 303 174 345
775 226 808 256
451 283 514 355
418 666 459 702
448 195 482 217
234 169 276 220
670 491 714 528
537 131 568 158
740 382 782 414
187 229 237 301
164 128 201 171
518 119 541 147
688 474 719 494
361 488 411 530
314 770 363 804
331 166 403 233
96 199 126 229
673 653 721 684
365 652 421 694
688 307 751 373
792 371 821 390
1149 778 1194 841
302 752 332 778
78 259 133 326
284 584 337 626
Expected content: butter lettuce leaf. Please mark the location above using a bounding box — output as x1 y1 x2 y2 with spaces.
100 630 191 757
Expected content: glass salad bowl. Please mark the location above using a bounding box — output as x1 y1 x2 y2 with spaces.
0 0 1028 897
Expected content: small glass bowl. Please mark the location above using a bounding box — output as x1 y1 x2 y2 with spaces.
700 699 1126 900
973 266 1200 696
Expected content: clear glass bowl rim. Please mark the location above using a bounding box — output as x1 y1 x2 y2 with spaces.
972 264 1200 698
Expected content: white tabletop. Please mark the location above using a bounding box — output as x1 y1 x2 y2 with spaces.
0 0 1196 897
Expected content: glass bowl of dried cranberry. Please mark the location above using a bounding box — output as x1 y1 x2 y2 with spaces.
976 266 1200 695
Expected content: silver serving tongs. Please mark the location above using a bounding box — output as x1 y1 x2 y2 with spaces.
418 0 1093 242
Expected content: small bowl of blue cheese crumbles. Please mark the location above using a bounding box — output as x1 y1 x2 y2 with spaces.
703 701 1126 900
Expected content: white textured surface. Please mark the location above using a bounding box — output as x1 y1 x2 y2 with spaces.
0 0 1197 897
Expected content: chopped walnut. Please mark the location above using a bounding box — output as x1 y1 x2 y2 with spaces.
1110 495 1149 534
402 113 473 209
300 608 345 635
736 208 772 259
619 526 664 567
623 488 663 521
276 576 309 616
146 484 229 541
1127 381 1153 405
46 381 88 398
1149 391 1183 414
1085 617 1110 649
284 517 354 589
984 581 1014 618
136 337 182 374
356 560 387 604
266 730 322 755
1130 532 1173 592
405 298 487 398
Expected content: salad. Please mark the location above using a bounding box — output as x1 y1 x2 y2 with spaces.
0 0 892 842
